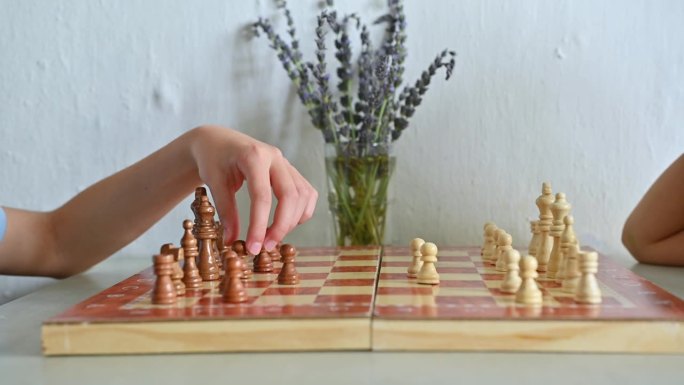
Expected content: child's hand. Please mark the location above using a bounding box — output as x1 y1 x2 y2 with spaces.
190 125 318 255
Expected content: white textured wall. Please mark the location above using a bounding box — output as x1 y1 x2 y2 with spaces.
1 0 682 303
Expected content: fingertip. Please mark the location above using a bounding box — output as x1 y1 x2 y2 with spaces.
247 241 262 256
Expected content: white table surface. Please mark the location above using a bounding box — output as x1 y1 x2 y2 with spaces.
1 254 683 385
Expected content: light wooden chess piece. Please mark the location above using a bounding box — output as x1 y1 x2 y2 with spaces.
482 224 498 263
547 192 571 279
495 233 513 272
515 255 543 306
491 228 505 265
407 238 425 278
534 182 554 272
556 215 576 283
500 248 522 294
481 222 495 256
562 243 581 293
152 253 177 305
417 242 440 285
527 219 540 257
180 220 202 290
574 251 602 304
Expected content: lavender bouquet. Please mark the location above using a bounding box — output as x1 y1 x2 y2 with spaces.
254 0 455 246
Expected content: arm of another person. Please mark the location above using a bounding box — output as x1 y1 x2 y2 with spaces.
0 125 317 278
622 153 684 266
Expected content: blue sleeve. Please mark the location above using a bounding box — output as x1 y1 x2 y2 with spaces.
0 207 6 242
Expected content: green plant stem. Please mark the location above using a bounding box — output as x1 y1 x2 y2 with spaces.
373 99 389 141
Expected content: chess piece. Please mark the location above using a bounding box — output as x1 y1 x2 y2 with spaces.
278 244 299 285
160 243 186 296
191 186 208 235
219 249 244 291
495 232 513 272
500 248 522 294
222 252 248 304
232 240 252 279
232 240 247 257
481 222 495 256
180 220 202 290
562 243 581 293
196 196 220 281
491 228 505 266
171 247 186 296
407 238 425 278
534 182 554 272
574 251 602 304
214 222 225 270
527 219 540 257
417 242 440 285
556 215 577 283
152 253 177 305
253 248 274 273
515 255 543 306
269 248 282 264
547 193 571 279
482 224 498 263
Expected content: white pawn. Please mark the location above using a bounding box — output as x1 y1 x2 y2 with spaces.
556 215 577 283
417 242 440 285
500 249 522 294
482 224 498 262
490 228 505 265
562 242 581 293
515 255 543 306
407 238 425 278
574 251 602 304
481 222 496 256
527 219 540 257
495 232 513 272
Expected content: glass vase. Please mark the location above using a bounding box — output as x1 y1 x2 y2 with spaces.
324 142 396 247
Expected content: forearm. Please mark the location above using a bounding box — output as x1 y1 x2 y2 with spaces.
623 154 684 265
0 128 202 277
50 128 203 276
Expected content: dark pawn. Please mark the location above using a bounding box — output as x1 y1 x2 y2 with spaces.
223 253 248 303
253 249 274 273
152 253 177 305
219 249 243 291
269 249 281 264
230 239 253 278
278 244 299 285
231 240 247 257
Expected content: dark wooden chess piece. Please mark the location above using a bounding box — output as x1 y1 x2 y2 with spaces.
181 219 202 290
223 252 248 303
253 248 274 273
278 244 299 285
231 240 246 256
160 243 186 296
219 249 243 291
152 253 177 305
196 196 220 281
231 240 252 279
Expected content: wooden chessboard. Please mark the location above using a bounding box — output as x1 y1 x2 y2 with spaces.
42 246 684 355
374 246 684 353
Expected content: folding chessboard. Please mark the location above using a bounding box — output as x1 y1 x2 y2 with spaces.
42 246 684 355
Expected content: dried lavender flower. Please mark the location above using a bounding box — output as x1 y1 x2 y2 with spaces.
254 0 456 155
